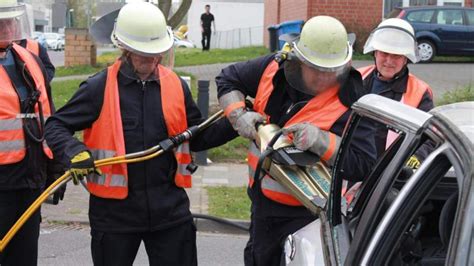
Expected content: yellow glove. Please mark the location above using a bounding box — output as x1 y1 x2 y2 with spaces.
406 155 421 169
69 151 100 185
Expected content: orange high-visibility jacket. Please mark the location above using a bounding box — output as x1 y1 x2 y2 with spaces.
358 65 433 108
0 43 53 165
83 60 193 200
248 61 349 206
358 65 433 148
25 39 40 56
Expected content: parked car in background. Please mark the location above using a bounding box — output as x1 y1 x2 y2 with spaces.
43 32 65 51
283 95 473 265
32 31 47 48
173 36 196 48
389 6 474 62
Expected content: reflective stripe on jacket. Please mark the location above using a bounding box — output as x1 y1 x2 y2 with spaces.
248 60 348 206
0 43 53 165
83 60 192 199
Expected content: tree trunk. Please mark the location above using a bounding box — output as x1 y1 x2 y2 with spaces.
168 0 192 29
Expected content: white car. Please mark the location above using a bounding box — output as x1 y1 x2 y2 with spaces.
173 36 196 48
43 32 65 51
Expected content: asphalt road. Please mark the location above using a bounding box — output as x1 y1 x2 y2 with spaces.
39 224 248 266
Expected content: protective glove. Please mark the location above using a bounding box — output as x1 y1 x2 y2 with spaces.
69 150 99 185
406 155 421 169
219 90 265 140
282 123 341 166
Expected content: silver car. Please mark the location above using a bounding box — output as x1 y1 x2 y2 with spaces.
284 95 473 265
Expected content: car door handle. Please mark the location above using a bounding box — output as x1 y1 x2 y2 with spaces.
434 27 443 31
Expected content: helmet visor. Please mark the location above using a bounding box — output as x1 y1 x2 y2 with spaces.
284 55 350 96
121 46 176 81
364 26 419 63
0 5 30 43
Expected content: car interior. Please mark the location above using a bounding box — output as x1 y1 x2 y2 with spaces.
341 120 460 265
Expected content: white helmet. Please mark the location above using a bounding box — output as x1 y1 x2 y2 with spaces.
0 0 31 43
111 1 174 57
285 16 353 95
292 16 352 71
364 18 419 63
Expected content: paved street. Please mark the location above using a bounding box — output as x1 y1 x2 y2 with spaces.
39 224 248 266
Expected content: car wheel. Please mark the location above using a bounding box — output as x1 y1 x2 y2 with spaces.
417 40 436 63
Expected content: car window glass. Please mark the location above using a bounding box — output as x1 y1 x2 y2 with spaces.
436 9 464 25
406 10 435 23
466 10 474 25
387 158 458 265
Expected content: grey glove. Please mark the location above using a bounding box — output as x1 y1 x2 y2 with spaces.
231 109 265 140
219 90 265 140
282 122 341 166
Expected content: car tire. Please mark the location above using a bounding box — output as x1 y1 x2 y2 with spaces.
417 40 436 63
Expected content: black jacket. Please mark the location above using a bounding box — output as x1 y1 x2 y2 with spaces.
363 66 434 160
45 60 237 232
19 39 55 83
216 54 376 218
0 46 58 191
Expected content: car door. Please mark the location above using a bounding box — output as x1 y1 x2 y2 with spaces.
464 9 474 54
432 9 467 54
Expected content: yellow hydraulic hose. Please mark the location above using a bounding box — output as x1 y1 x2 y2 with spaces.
0 110 224 252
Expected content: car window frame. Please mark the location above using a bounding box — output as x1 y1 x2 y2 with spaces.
327 95 433 264
360 114 472 264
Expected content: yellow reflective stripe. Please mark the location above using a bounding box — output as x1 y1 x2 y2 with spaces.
0 119 22 131
0 140 25 152
90 149 116 160
261 175 292 195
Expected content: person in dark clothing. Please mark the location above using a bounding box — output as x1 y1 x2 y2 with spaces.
0 1 62 265
360 18 434 165
217 16 376 265
200 4 215 51
44 3 236 266
18 39 55 83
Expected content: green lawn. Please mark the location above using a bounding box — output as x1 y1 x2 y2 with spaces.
208 137 249 163
206 186 251 220
55 46 269 77
436 83 474 106
51 79 82 109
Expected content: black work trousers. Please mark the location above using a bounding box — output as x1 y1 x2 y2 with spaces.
91 220 197 266
201 30 211 51
244 215 315 266
0 189 42 266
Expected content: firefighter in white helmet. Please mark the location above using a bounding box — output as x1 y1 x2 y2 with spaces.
217 16 376 265
359 18 434 166
45 2 236 265
0 0 60 265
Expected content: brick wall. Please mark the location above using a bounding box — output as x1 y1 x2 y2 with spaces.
308 0 382 52
264 0 383 51
466 0 472 7
64 28 97 67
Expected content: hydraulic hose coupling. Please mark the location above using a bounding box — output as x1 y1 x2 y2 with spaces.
159 125 200 152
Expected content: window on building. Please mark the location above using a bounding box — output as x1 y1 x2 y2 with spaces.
406 10 435 23
435 9 464 25
384 0 404 18
409 0 437 6
466 10 474 25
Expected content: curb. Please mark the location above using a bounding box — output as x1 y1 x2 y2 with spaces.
43 216 250 235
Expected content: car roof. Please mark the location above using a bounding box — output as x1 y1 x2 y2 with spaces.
430 102 474 145
397 6 474 11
